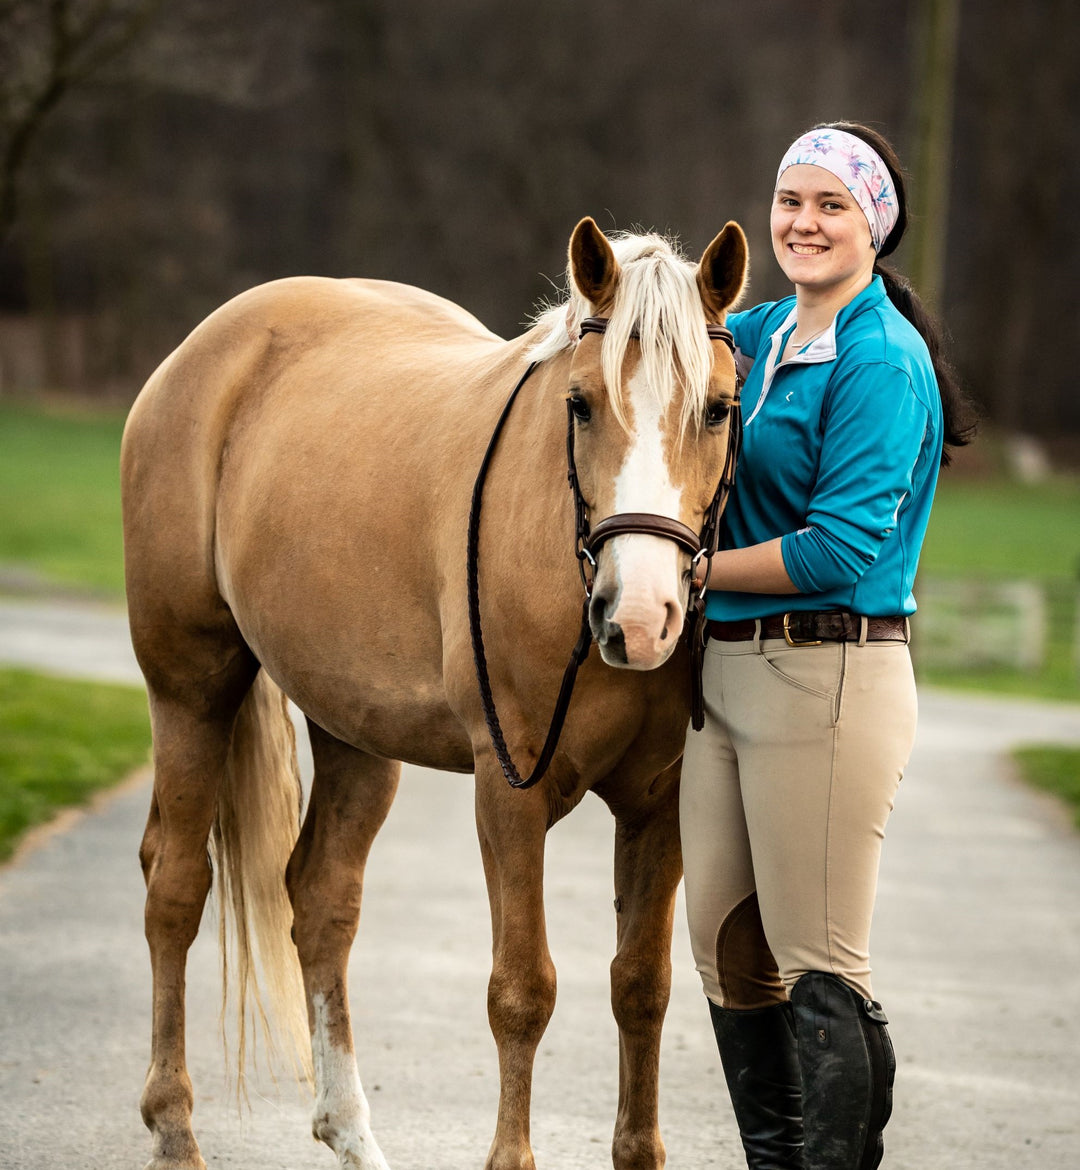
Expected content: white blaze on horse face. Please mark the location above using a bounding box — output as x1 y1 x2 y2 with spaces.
310 992 392 1170
599 366 687 669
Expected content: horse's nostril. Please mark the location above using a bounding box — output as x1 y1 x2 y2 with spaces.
602 626 628 664
665 601 682 642
589 589 613 630
660 626 668 641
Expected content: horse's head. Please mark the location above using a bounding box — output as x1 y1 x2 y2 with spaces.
533 217 747 671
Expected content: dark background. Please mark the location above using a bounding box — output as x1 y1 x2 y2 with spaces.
1 0 1076 443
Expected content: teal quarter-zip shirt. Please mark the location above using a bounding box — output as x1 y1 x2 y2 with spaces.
706 276 943 621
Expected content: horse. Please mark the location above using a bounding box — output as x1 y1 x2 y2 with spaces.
120 214 747 1170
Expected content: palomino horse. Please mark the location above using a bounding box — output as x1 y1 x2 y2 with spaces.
121 215 747 1170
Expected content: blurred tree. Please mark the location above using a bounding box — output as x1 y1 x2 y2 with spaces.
906 0 959 309
0 0 1075 442
0 0 161 242
948 0 1079 435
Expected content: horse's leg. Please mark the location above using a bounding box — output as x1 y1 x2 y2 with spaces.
606 763 683 1170
474 766 557 1170
286 720 400 1170
139 659 256 1170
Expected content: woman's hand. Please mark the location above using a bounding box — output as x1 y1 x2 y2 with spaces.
693 539 800 596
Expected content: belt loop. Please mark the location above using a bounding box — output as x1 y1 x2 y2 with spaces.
752 618 762 653
857 615 868 648
903 616 911 644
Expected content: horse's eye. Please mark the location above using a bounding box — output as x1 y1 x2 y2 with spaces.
570 395 591 423
705 401 730 428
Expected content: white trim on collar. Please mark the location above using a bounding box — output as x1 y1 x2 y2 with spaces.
744 309 838 426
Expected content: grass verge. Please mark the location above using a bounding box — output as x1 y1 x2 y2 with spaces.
917 660 1079 704
0 666 151 863
1012 745 1080 831
0 400 128 596
920 475 1080 581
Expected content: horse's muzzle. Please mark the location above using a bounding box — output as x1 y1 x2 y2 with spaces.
589 585 682 671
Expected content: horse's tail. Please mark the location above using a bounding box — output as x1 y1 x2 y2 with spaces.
211 669 313 1091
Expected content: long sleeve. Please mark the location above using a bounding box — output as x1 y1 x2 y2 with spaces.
780 360 931 594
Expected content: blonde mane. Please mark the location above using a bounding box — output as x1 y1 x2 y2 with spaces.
528 231 718 437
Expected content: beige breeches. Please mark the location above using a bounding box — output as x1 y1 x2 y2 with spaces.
680 632 918 1008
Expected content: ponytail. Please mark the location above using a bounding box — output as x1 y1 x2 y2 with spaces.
873 261 977 466
817 121 978 467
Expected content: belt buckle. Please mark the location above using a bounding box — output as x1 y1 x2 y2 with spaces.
783 612 822 647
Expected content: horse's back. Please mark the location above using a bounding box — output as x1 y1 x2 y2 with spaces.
123 275 505 566
135 276 501 417
209 274 501 345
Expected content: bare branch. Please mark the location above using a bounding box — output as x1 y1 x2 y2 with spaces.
0 0 161 240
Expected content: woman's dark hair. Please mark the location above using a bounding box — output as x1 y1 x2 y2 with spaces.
816 120 977 466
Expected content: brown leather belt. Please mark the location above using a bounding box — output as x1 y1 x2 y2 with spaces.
706 611 908 646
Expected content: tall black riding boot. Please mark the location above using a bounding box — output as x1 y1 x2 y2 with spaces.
708 999 805 1169
790 972 896 1170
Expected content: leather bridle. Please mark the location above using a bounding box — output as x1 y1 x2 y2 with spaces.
467 317 742 790
572 316 741 591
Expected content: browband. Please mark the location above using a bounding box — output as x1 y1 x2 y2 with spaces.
579 315 735 352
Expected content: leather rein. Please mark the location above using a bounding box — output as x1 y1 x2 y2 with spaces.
467 316 742 790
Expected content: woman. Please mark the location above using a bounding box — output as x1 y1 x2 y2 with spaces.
682 121 974 1169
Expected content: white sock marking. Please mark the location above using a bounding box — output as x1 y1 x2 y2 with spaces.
311 991 391 1170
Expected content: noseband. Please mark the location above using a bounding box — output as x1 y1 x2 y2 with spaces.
467 317 742 790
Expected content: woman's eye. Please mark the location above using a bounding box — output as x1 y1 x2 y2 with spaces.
705 402 730 427
570 395 591 423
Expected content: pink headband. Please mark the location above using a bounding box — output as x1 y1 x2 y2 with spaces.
776 128 899 251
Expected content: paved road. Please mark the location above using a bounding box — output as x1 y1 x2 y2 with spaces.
1 597 1079 1169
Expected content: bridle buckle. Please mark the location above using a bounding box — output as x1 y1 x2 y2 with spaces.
576 543 597 595
690 548 711 600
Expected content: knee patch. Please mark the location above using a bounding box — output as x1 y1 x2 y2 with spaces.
715 892 786 1009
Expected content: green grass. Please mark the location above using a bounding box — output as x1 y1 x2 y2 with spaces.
921 664 1078 703
0 400 129 596
921 477 1080 583
1013 746 1080 829
0 666 151 862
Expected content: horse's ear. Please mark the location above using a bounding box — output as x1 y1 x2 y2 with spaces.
697 221 749 318
569 217 620 311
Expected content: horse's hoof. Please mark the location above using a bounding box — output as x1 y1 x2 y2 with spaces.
334 1145 392 1170
143 1147 206 1170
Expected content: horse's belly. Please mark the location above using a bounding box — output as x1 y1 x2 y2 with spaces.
292 676 474 772
223 584 475 772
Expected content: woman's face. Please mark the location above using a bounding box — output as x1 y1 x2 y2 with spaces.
771 164 876 296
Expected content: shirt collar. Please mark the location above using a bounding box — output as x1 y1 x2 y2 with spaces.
770 305 836 365
771 275 886 364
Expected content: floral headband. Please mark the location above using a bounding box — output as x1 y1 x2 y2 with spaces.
776 128 899 251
